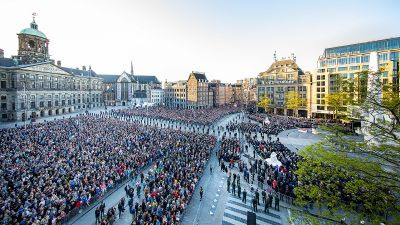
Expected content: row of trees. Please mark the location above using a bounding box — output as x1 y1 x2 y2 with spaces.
294 70 400 224
257 91 305 117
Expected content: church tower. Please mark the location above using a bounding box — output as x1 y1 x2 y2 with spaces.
14 14 50 64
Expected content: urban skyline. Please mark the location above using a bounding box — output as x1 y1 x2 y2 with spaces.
1 0 400 83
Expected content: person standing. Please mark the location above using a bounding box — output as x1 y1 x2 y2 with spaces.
95 207 100 224
232 181 236 196
255 189 260 205
200 187 204 201
274 194 280 211
268 192 273 208
262 189 266 204
264 197 269 214
227 177 231 192
100 202 105 219
242 189 247 204
252 197 257 212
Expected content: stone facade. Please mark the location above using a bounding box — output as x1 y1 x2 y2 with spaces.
256 58 312 117
164 80 188 109
0 18 103 122
187 71 212 109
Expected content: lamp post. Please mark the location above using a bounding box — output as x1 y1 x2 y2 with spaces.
23 81 27 129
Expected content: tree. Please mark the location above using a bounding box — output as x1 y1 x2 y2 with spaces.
325 92 348 120
295 70 400 224
257 94 271 113
285 91 304 117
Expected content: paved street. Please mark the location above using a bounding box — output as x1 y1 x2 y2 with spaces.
2 109 322 225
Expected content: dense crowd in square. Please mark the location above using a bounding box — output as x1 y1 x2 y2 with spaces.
0 113 215 225
113 106 239 126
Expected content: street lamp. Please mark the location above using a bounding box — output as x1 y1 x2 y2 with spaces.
23 81 27 129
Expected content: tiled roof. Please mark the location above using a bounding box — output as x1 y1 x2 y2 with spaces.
191 72 208 80
0 58 17 67
132 75 160 84
61 67 98 77
97 74 119 82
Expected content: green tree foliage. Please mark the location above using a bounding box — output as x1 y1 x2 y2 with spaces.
295 70 400 224
285 91 304 117
257 94 271 112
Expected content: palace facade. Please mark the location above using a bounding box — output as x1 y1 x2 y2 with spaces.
0 18 103 122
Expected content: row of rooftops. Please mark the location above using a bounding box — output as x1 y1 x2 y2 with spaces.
0 58 160 84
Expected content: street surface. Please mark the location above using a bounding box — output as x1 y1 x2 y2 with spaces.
0 108 322 225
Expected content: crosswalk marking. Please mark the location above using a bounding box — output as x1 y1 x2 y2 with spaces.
222 192 282 225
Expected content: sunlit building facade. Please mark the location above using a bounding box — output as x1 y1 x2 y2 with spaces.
313 37 400 118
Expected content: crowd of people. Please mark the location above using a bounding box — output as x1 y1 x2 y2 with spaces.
0 114 215 225
113 106 239 126
129 132 215 224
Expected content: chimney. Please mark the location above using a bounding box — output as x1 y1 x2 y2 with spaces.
56 60 61 66
82 66 86 71
0 49 4 58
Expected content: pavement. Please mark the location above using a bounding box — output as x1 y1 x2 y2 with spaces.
1 109 324 225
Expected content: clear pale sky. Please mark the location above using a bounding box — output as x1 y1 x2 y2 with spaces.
1 0 399 83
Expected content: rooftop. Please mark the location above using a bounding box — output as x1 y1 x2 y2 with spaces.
323 37 400 58
19 20 47 39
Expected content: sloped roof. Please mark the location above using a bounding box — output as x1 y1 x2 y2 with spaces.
61 67 98 77
263 59 305 75
97 74 119 82
0 58 18 67
190 72 208 80
132 75 160 84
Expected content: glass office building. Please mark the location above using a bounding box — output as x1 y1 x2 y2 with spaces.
313 37 400 118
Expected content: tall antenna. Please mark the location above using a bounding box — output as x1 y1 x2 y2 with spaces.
273 51 277 62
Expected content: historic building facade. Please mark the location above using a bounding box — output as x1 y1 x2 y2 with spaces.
150 88 165 105
0 18 103 122
98 69 161 107
313 37 400 118
164 80 188 108
209 80 233 107
187 71 213 109
256 58 312 117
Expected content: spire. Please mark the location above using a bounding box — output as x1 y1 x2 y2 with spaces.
31 12 38 30
130 60 134 75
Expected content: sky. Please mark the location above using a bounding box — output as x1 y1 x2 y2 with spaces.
1 0 399 83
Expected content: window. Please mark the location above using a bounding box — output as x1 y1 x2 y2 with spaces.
0 96 6 100
342 73 348 79
317 106 325 110
30 101 35 109
390 52 399 60
327 68 336 73
379 53 388 62
2 114 7 119
1 81 6 89
350 66 360 71
40 101 44 107
362 65 369 70
361 55 369 63
383 71 388 77
350 73 355 78
338 67 347 72
1 103 6 109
